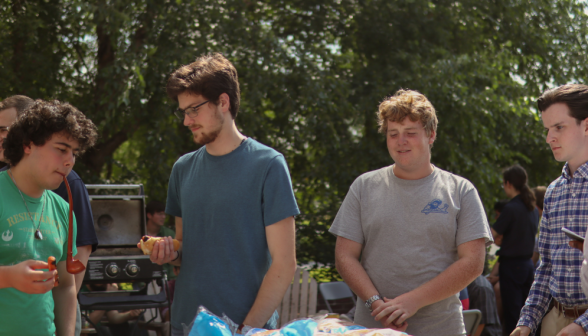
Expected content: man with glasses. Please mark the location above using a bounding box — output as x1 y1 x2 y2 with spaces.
147 53 299 336
0 96 32 168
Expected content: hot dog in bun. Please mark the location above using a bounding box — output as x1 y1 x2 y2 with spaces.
139 235 180 255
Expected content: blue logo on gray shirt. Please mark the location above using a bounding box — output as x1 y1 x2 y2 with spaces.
421 199 449 215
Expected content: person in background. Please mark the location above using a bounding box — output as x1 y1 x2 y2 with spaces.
531 186 547 268
468 275 502 336
460 288 470 310
0 95 99 336
491 164 539 336
487 199 508 324
513 84 588 336
85 283 146 336
145 200 176 282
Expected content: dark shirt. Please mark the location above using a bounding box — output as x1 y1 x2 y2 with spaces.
493 195 539 259
467 275 502 336
52 170 98 251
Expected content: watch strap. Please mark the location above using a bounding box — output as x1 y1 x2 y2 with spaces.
365 294 383 312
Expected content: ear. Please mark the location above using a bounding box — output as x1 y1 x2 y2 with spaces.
218 93 231 114
583 117 588 135
428 129 436 144
146 213 153 221
23 143 32 155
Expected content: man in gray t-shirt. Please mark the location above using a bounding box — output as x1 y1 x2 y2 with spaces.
330 89 492 336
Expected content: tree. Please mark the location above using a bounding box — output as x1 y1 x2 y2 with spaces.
1 0 586 278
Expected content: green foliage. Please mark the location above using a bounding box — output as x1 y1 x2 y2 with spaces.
1 0 587 281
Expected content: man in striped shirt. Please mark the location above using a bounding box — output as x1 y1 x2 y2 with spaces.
513 84 588 336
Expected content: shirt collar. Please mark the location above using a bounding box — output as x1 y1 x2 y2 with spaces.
562 161 588 180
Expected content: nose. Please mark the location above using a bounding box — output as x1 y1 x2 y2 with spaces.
545 130 555 144
183 113 193 126
64 151 75 167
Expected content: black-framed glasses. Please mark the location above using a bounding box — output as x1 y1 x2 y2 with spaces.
174 100 209 120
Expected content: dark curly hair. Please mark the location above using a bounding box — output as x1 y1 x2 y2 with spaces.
3 100 98 166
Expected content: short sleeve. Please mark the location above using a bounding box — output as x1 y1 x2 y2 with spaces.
261 155 300 226
69 179 97 250
60 212 78 263
53 172 98 251
329 179 364 244
492 204 515 235
166 162 183 218
455 185 493 246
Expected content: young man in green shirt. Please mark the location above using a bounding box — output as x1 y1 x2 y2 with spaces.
0 100 97 336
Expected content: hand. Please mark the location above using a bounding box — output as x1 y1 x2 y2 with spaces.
494 235 503 246
371 298 408 331
371 296 417 331
137 236 177 265
569 241 584 252
556 323 585 336
510 326 531 336
486 275 499 285
7 260 57 294
106 283 118 291
127 309 144 319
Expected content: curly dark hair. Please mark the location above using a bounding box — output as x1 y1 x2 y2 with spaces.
3 100 98 166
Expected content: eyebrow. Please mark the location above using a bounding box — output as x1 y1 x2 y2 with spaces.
545 122 564 129
180 101 206 110
56 142 80 152
388 127 419 132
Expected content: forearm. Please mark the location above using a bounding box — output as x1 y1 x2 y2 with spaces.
52 283 77 336
336 254 379 302
0 266 13 289
89 310 107 325
107 310 135 325
74 245 92 293
242 258 296 328
400 241 484 310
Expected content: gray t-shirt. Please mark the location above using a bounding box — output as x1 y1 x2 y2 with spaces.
329 165 492 336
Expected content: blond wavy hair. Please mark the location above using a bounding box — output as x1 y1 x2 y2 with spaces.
377 89 438 137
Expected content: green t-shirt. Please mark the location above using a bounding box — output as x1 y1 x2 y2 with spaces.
157 225 176 280
0 171 77 336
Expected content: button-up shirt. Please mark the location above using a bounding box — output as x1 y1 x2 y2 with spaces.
518 161 588 332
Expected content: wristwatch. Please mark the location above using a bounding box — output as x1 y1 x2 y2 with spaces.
365 294 383 312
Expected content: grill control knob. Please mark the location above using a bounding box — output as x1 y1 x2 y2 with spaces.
105 263 119 278
126 263 140 277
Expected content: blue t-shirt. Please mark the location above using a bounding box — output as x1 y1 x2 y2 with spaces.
53 170 98 251
166 138 299 329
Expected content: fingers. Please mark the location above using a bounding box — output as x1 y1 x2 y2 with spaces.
151 238 174 265
569 241 584 251
26 259 50 270
23 275 56 294
384 309 404 326
32 269 57 282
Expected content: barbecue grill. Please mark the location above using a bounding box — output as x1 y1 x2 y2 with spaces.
79 184 170 334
